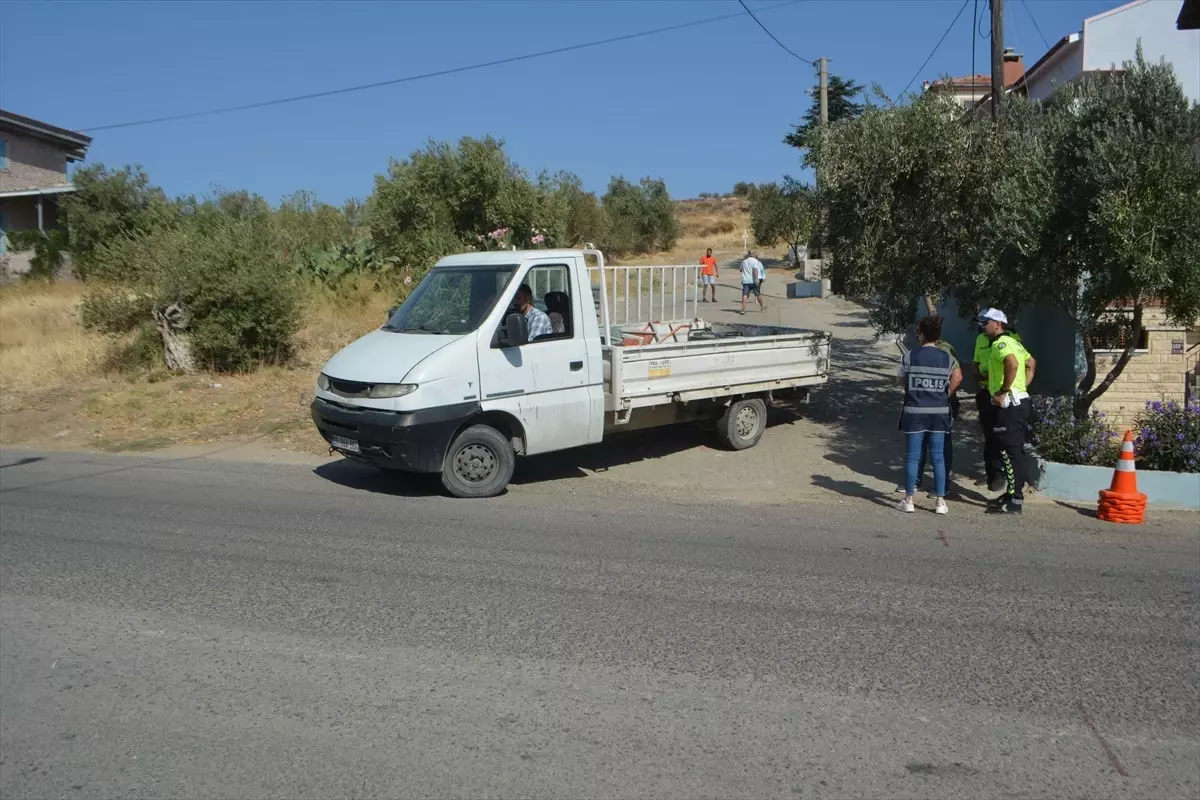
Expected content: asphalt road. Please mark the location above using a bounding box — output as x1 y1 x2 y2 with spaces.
1 448 1198 799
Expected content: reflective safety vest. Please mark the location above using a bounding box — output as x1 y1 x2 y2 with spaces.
987 333 1031 395
975 330 1022 376
899 344 957 434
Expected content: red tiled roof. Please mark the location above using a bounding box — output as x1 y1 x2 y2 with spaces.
927 74 992 89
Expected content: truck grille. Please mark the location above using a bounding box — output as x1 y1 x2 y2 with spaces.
329 378 370 397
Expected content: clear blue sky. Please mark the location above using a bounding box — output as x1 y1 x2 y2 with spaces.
1 0 1128 205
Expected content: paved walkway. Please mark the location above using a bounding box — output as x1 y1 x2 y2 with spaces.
535 265 998 512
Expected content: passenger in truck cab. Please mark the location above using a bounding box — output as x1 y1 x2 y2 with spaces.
515 283 553 342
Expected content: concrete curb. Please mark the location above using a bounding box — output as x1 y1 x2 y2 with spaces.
1031 457 1200 509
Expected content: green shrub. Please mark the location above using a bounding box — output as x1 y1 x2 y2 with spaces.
294 239 399 292
80 287 155 334
81 193 301 373
6 230 69 280
600 176 679 255
59 164 179 280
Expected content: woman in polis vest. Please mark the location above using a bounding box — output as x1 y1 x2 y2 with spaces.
896 315 963 515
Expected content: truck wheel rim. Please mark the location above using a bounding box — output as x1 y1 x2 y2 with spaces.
735 405 760 439
455 443 496 483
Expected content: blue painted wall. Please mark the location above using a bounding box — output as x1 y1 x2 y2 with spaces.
907 294 1080 396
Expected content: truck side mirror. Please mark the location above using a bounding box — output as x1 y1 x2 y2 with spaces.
498 313 529 348
386 306 398 322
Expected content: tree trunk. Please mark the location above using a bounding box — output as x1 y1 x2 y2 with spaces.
1075 302 1144 418
1074 337 1098 418
153 301 197 374
922 294 939 316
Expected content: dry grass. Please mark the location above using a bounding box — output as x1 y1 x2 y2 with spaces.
616 195 785 266
0 279 392 454
0 281 110 414
0 196 782 454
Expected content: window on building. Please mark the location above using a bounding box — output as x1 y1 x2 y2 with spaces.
0 137 8 170
1090 312 1150 352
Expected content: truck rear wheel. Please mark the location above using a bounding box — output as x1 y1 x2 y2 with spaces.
715 397 767 451
441 424 515 498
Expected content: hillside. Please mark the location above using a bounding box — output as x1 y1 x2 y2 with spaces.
617 195 780 266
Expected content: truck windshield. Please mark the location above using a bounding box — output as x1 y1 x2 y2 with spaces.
382 265 518 335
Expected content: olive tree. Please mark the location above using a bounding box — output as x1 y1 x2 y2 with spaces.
367 136 541 268
748 177 814 263
805 91 992 332
1028 50 1200 415
808 48 1200 415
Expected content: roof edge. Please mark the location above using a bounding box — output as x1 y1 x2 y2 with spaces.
0 110 93 159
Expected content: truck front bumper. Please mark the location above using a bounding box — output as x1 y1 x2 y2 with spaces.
310 396 479 473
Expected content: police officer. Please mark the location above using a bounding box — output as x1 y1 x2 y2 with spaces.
972 311 1024 492
978 308 1037 515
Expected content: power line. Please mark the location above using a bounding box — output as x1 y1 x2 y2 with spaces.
80 0 804 133
1006 0 1023 68
736 0 814 65
1019 0 1051 50
899 0 971 99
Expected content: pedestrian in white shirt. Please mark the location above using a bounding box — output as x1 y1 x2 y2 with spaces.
740 251 766 314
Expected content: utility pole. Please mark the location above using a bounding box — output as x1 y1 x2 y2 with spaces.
818 56 829 127
990 0 1004 120
816 56 829 260
815 57 828 192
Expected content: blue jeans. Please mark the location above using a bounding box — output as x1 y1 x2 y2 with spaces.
905 431 947 497
916 428 953 485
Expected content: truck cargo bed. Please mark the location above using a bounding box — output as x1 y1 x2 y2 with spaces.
602 322 832 412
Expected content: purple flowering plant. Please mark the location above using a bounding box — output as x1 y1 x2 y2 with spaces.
1133 399 1200 473
1027 396 1120 467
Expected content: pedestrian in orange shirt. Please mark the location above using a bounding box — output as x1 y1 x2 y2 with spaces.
699 248 719 303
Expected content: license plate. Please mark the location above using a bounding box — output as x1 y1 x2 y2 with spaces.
330 435 360 454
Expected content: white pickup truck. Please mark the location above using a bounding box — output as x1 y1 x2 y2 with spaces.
311 249 831 497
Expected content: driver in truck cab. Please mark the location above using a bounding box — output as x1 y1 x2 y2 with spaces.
515 283 553 342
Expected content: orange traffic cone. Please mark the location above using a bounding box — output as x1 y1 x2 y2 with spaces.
1096 430 1147 524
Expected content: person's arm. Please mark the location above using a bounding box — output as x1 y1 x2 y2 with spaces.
1025 353 1037 387
949 365 963 396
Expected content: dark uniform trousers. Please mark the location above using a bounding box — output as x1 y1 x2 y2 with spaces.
991 400 1031 501
975 388 1002 483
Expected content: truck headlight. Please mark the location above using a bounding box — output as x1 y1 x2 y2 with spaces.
367 383 418 399
316 373 330 391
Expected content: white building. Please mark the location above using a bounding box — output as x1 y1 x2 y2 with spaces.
972 0 1200 111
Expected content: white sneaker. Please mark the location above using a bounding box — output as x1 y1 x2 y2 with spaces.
896 498 915 513
934 499 949 515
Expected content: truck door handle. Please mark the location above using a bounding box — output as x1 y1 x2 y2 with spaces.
569 360 583 371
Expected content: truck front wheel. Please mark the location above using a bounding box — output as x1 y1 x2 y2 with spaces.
715 397 767 451
441 424 516 498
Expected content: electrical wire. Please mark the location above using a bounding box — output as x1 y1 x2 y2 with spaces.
1019 0 1051 50
899 0 971 99
80 0 805 132
736 0 814 65
1007 0 1023 67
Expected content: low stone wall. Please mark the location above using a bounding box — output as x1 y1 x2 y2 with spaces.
1031 457 1200 509
787 280 831 299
